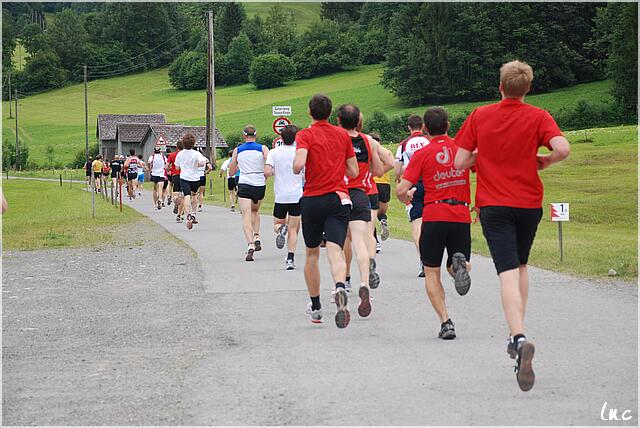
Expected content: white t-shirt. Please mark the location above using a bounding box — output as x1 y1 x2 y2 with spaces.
175 149 207 181
401 135 430 166
148 153 166 177
265 144 303 204
220 158 232 178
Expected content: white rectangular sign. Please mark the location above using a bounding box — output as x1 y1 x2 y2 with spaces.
551 203 569 222
272 106 292 116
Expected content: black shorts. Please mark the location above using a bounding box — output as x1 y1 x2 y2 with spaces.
409 182 425 222
93 171 103 180
162 178 169 190
111 172 120 179
86 170 91 177
237 183 265 204
479 206 543 274
127 173 138 181
150 175 164 183
227 177 237 191
199 176 206 188
377 183 391 203
180 178 200 196
348 188 371 222
171 175 182 193
420 222 471 268
368 193 380 211
300 192 350 248
273 202 301 219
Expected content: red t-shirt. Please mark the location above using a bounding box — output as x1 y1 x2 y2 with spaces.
167 150 181 176
403 135 471 223
296 120 356 197
455 98 563 208
347 133 373 192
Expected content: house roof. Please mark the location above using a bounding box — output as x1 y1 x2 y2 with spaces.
148 124 227 148
116 123 152 143
96 114 166 141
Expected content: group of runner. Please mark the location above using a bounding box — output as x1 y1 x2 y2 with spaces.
219 60 569 392
84 152 147 198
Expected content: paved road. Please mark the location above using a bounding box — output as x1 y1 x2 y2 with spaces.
121 191 637 425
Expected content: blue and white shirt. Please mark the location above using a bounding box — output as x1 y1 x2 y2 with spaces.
237 141 266 186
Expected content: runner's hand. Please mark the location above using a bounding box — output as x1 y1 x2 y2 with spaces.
536 154 553 170
406 187 416 202
471 205 480 224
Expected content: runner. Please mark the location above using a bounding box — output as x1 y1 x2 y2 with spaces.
163 148 173 206
220 151 238 212
196 149 212 212
337 104 383 318
147 147 167 210
166 141 184 222
371 133 393 249
396 106 473 342
110 156 122 196
395 114 430 277
293 94 358 328
264 124 302 270
123 149 141 200
101 158 111 192
174 134 207 230
229 125 269 261
136 155 145 196
91 155 104 193
84 157 93 187
454 60 570 391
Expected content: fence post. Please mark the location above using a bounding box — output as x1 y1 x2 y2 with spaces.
59 174 62 187
111 181 114 205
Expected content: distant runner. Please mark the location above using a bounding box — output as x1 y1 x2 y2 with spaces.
124 149 141 200
220 151 238 212
175 134 207 230
166 141 184 222
91 155 104 193
148 147 167 210
136 155 145 195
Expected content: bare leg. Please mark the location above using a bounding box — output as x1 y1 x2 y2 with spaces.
348 220 370 286
411 219 422 256
344 233 352 278
424 267 449 323
287 215 300 254
238 198 254 244
499 267 525 336
519 264 529 320
304 247 321 297
325 241 347 285
251 201 261 237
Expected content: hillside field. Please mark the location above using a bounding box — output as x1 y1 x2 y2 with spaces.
244 2 320 32
1 64 617 166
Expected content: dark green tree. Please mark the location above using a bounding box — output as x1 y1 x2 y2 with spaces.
48 9 89 78
264 4 297 56
21 50 67 92
168 50 207 90
224 32 254 85
215 2 246 53
249 53 294 89
320 2 363 22
2 11 16 71
608 2 638 122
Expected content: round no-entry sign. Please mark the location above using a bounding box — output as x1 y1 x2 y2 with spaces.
272 117 291 135
272 137 284 149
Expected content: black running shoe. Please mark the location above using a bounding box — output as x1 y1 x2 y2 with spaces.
369 259 380 289
451 252 471 296
245 246 255 262
173 204 179 215
334 287 350 328
254 235 262 252
507 337 518 359
438 319 456 340
515 340 536 392
157 200 162 210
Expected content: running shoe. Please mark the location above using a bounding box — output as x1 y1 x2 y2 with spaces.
305 302 323 324
376 241 381 254
191 215 198 224
380 219 390 241
357 285 372 318
451 252 471 296
173 204 179 215
515 339 536 391
275 224 288 249
369 259 380 289
162 202 165 207
230 205 235 212
418 262 425 278
344 277 352 293
167 197 172 206
176 214 182 223
254 235 262 252
157 200 162 210
334 287 350 328
198 205 203 212
245 244 255 262
186 214 193 230
438 319 456 340
285 258 295 270
330 288 336 303
507 337 518 359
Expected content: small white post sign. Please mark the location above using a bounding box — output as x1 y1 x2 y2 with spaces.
272 106 292 116
551 203 569 262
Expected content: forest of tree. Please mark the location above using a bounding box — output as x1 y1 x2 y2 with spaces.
2 2 637 122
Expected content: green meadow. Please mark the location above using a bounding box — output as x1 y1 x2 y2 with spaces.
244 2 321 32
2 64 616 166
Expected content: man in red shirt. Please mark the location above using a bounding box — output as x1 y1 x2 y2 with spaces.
166 139 184 222
293 94 358 328
397 107 472 341
454 60 570 391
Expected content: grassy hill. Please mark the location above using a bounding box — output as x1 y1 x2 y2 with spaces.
1 64 617 166
244 2 321 33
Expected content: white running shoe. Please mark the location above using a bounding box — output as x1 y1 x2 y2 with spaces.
305 302 323 324
376 241 382 253
285 258 295 270
380 219 390 241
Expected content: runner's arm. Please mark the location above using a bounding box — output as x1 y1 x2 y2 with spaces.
454 148 477 170
228 148 239 176
537 136 570 170
345 155 358 178
368 136 384 177
395 178 415 204
293 148 307 174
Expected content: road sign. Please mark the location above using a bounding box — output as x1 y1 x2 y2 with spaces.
155 135 167 150
272 117 291 135
272 106 292 116
272 137 284 149
551 203 569 222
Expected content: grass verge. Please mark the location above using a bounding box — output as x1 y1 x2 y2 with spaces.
2 179 141 251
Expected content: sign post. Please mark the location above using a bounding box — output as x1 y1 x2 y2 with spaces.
272 106 292 116
551 203 569 262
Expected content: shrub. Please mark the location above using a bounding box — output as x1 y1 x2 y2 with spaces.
2 139 29 170
168 50 207 90
71 143 99 168
249 53 294 89
554 100 622 131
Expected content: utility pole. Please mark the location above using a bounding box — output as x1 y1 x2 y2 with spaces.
205 10 217 165
8 69 12 118
85 65 94 218
14 89 19 170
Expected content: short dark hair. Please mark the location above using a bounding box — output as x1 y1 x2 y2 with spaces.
129 148 135 155
176 139 184 150
137 154 142 159
243 125 256 136
166 148 172 154
423 107 449 136
309 93 332 120
337 104 360 130
182 133 196 150
407 114 423 131
281 124 299 145
227 150 233 157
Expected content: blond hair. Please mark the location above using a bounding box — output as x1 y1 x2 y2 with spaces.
500 60 533 98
